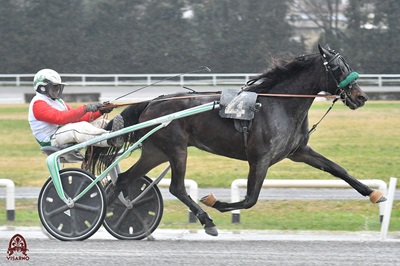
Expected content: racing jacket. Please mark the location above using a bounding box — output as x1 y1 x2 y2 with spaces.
28 93 101 146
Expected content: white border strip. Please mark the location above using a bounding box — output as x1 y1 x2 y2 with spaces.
380 177 397 241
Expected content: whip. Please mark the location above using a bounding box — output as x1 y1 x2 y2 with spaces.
113 66 211 101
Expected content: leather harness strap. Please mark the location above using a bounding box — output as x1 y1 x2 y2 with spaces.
100 92 338 110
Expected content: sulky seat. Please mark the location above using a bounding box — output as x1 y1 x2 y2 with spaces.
40 145 84 164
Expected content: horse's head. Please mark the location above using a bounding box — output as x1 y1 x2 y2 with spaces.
318 44 368 110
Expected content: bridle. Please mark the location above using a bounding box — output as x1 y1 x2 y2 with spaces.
288 49 361 155
320 49 360 100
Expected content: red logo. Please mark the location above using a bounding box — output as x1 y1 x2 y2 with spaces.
6 234 29 261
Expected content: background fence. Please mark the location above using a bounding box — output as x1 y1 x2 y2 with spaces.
1 73 400 89
1 73 400 103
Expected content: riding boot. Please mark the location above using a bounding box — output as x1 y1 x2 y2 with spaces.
107 114 125 148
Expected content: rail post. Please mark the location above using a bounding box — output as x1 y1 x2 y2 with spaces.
157 178 198 223
231 180 241 223
0 179 15 221
380 177 397 241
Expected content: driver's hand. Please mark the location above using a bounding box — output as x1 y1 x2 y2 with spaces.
84 102 103 113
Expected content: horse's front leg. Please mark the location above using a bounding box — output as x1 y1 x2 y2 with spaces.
201 161 269 212
168 153 218 236
288 145 387 203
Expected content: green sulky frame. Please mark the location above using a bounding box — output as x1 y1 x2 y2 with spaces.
45 101 220 207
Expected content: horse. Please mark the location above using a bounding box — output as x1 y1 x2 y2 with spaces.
89 44 387 236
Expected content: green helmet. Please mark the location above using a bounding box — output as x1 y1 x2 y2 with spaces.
33 69 66 99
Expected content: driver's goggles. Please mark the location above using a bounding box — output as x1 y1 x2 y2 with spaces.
45 82 64 92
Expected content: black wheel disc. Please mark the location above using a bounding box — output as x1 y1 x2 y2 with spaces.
103 176 163 240
38 168 106 241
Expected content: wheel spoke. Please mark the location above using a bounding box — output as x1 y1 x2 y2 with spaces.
71 179 87 198
112 207 130 229
44 204 70 218
69 207 78 236
130 208 147 228
74 202 103 213
130 194 156 207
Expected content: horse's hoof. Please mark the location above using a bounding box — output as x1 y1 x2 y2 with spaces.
200 193 217 207
369 190 387 204
376 196 387 203
205 226 218 236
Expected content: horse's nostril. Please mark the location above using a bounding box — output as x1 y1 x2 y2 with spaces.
357 94 368 102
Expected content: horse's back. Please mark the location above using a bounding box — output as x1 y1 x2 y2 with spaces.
133 92 249 160
127 91 308 163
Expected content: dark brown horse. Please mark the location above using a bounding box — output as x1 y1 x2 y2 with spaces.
91 45 386 236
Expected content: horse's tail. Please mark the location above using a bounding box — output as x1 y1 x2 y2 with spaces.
120 101 149 132
84 101 150 174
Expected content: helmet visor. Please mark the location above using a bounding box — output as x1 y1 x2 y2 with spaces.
45 82 64 99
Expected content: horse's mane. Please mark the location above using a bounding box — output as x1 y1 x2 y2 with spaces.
244 53 320 93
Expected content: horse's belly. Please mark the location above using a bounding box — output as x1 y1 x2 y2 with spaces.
187 116 248 160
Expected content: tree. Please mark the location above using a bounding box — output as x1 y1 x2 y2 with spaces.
0 0 34 73
0 0 304 74
130 0 201 73
9 0 89 73
79 0 144 73
288 0 348 51
287 0 400 73
345 0 400 73
189 0 304 73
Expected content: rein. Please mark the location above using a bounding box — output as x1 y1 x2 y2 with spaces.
288 97 339 156
101 92 339 109
257 93 338 99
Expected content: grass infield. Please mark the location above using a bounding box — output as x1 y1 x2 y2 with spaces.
0 101 399 231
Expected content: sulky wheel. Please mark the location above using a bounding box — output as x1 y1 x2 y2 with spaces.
38 168 106 241
103 175 164 240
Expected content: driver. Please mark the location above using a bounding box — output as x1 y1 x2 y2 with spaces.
28 69 124 148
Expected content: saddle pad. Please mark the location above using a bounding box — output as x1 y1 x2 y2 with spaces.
219 89 258 120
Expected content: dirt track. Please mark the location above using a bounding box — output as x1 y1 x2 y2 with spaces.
1 228 399 265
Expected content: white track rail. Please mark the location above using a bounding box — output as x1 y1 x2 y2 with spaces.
155 178 198 223
0 179 15 221
380 177 397 241
231 179 388 223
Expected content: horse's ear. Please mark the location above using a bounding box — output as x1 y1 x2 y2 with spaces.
318 44 328 58
318 44 334 60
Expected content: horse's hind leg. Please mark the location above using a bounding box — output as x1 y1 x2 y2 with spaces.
107 141 218 236
288 145 387 203
106 145 168 205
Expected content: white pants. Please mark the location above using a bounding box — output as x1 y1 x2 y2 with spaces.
51 119 110 147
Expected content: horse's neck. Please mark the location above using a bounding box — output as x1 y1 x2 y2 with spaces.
272 71 323 96
268 76 319 123
259 57 326 125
